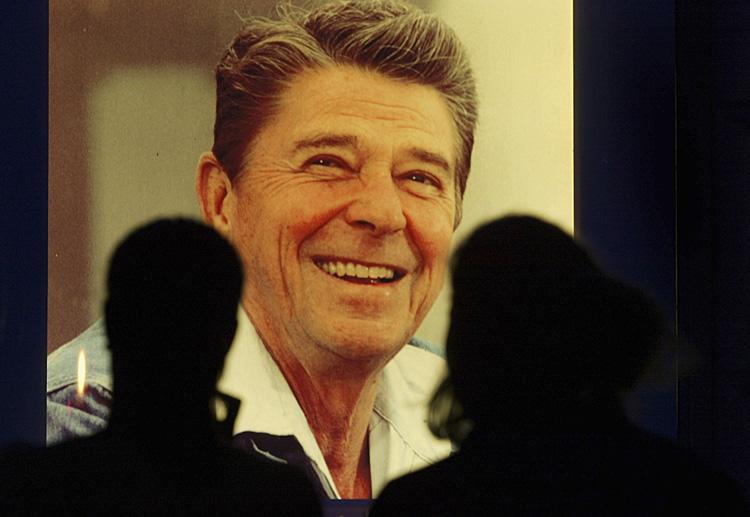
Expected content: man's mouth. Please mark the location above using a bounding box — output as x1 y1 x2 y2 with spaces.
313 258 405 284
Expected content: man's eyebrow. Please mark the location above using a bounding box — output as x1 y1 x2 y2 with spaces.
291 136 452 172
292 134 359 152
406 147 451 173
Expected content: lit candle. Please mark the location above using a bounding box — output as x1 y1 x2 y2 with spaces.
76 348 87 402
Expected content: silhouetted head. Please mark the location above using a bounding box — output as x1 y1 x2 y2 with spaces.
105 218 243 412
442 215 664 434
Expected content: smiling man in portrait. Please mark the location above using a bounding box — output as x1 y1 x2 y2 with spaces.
46 0 477 500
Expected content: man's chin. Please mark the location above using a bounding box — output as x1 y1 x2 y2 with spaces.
311 320 411 363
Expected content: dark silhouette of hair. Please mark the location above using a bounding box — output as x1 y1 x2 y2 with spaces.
1 218 321 515
372 215 748 515
104 218 243 435
443 215 663 435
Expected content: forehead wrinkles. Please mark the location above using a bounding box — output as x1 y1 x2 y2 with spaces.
323 95 434 127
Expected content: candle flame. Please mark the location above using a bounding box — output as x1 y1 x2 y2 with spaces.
76 348 87 397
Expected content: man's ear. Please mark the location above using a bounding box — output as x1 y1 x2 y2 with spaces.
196 152 235 236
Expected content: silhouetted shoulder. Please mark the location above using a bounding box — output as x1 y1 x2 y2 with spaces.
371 426 749 516
1 437 322 516
210 445 323 515
369 455 460 516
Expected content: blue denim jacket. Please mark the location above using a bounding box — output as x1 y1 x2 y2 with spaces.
46 321 112 445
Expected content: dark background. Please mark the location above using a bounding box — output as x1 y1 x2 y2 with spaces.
1 1 48 448
2 0 749 500
575 0 750 498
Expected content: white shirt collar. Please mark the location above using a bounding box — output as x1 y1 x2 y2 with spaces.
218 309 451 498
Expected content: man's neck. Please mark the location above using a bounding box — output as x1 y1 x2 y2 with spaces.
286 361 377 499
249 311 381 499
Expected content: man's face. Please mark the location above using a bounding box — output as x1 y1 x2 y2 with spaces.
225 66 458 365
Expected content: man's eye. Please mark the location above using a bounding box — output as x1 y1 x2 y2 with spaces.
405 173 438 187
305 156 345 168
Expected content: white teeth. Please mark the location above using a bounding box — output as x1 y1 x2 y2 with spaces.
316 260 397 281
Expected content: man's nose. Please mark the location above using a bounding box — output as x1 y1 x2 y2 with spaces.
344 173 407 235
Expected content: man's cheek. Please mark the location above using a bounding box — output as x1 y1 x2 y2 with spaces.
418 227 453 270
296 193 349 234
415 231 452 309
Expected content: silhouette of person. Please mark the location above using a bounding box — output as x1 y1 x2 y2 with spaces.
1 218 321 515
371 215 748 515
